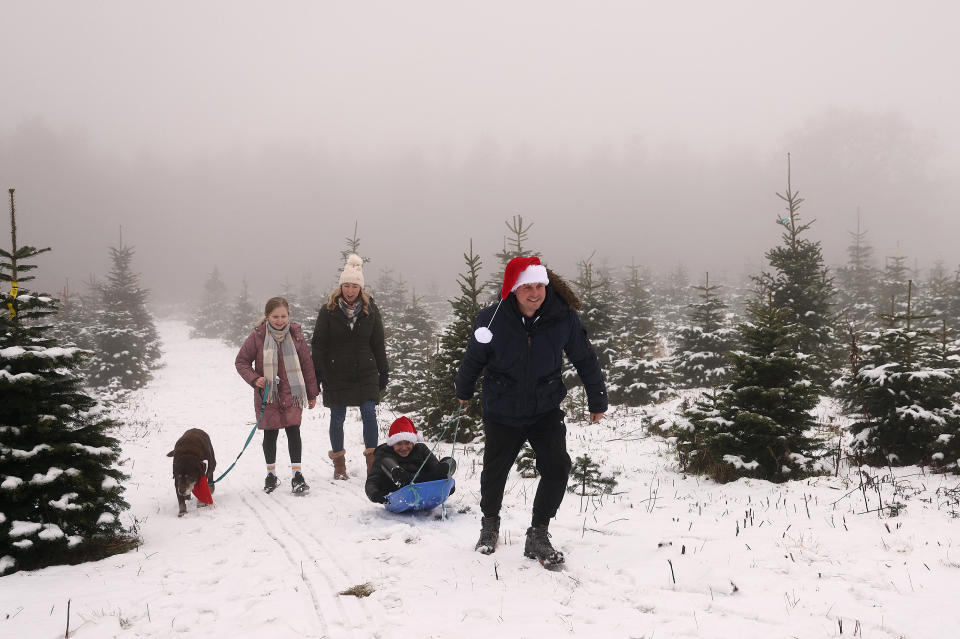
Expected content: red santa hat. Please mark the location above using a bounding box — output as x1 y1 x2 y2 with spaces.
474 256 549 344
386 416 423 446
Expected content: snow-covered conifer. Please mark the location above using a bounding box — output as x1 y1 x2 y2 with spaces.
1 189 134 575
190 267 230 340
672 272 738 389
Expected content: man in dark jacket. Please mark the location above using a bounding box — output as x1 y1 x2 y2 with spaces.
456 256 607 568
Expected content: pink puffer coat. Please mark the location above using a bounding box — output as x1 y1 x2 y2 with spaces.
235 322 319 430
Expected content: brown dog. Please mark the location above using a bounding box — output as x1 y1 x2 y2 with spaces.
166 428 217 517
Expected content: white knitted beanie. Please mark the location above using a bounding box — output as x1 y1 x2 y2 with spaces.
339 254 365 287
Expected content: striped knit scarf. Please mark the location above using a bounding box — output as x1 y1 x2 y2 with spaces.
338 296 361 330
263 323 308 408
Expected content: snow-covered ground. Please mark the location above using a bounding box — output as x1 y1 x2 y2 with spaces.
3 320 960 639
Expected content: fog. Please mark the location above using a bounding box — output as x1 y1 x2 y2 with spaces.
1 1 958 306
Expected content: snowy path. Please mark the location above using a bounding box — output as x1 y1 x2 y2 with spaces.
3 320 960 638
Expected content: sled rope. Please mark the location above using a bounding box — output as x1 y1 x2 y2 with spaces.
409 404 464 484
214 380 271 484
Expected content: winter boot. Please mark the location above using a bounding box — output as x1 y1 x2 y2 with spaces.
475 515 500 555
329 450 348 480
291 471 310 494
363 447 376 475
263 473 280 494
524 525 564 567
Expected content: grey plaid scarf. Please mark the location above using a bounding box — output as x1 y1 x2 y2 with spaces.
263 323 308 408
338 296 361 330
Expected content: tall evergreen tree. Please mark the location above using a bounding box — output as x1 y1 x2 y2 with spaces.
672 272 738 389
418 241 484 442
190 267 230 339
756 156 839 388
1 189 135 576
607 263 672 406
50 281 94 351
85 244 162 393
676 294 822 482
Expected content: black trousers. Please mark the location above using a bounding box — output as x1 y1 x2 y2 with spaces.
480 409 572 526
262 425 303 465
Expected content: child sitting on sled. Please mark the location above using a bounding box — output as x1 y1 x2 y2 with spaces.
365 416 456 504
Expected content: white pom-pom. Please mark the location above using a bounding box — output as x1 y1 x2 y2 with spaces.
346 253 363 266
474 326 493 343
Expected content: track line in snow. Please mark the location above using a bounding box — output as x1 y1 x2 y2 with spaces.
239 492 332 638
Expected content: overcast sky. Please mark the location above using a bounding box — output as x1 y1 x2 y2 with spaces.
1 1 958 306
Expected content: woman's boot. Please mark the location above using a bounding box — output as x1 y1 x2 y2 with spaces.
329 450 348 480
363 447 376 474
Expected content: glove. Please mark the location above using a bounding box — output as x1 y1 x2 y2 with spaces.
389 466 413 487
439 456 457 478
378 372 389 391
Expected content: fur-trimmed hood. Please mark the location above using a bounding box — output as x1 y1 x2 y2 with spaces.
546 268 581 310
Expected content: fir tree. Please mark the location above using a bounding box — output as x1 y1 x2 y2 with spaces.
1 189 135 576
927 320 960 471
571 252 616 370
384 291 437 414
834 215 881 330
50 281 94 351
755 156 839 389
607 263 673 406
515 443 538 478
84 244 162 393
653 263 692 334
678 294 823 483
486 215 538 300
190 267 230 340
672 272 738 389
418 241 484 442
226 278 258 346
837 281 960 466
567 454 618 496
340 221 368 265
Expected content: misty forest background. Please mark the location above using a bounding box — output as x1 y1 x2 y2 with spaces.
4 129 960 577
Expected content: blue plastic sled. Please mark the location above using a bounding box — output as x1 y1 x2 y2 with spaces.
384 478 456 513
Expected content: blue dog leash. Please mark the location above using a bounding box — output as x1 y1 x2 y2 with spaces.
214 379 272 484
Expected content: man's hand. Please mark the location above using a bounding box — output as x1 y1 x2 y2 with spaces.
589 412 604 423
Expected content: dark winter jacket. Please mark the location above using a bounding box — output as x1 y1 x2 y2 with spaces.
235 322 319 430
311 297 388 407
455 274 608 427
364 442 452 503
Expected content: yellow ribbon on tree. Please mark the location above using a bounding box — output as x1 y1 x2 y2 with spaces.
7 280 17 318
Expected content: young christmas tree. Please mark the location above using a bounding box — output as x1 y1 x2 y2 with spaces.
677 293 823 483
1 189 135 576
607 263 673 406
418 241 484 442
755 155 840 389
927 320 960 471
384 291 437 414
834 215 880 331
485 215 538 301
570 252 616 370
837 281 960 466
84 244 162 394
567 454 618 496
226 278 258 347
50 280 94 351
672 272 739 389
190 267 230 340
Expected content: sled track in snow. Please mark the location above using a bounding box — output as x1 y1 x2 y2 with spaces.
239 492 336 638
243 490 373 638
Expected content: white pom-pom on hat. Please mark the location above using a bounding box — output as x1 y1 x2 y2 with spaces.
339 253 365 288
473 256 548 344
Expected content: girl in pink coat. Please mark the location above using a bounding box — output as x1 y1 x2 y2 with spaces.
235 297 319 494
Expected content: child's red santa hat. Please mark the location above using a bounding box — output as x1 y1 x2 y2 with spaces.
387 416 423 446
474 256 549 344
